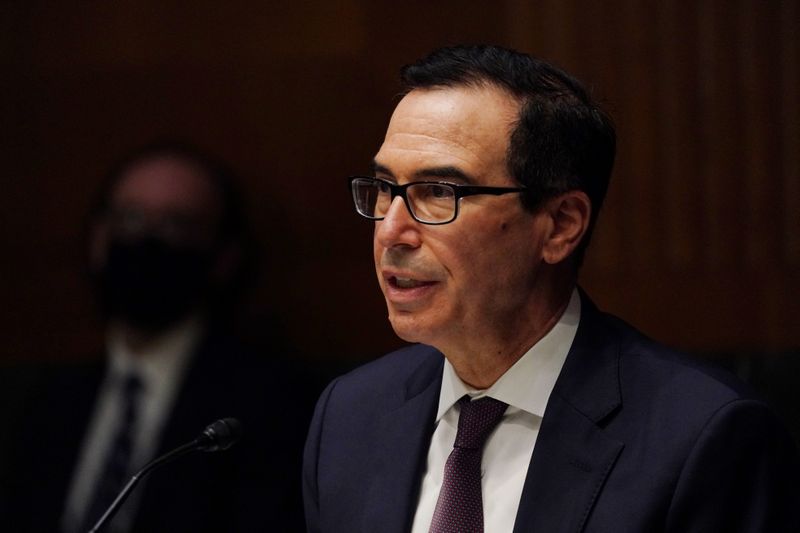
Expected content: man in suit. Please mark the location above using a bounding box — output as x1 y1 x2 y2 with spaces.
303 45 800 532
0 142 311 531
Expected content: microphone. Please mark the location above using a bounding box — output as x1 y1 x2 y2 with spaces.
195 417 243 452
87 418 243 533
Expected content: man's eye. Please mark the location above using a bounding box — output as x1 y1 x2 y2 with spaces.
428 184 453 199
110 209 147 233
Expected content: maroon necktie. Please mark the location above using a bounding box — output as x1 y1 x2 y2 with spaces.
429 395 509 533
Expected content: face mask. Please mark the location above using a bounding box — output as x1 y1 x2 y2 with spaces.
95 237 215 332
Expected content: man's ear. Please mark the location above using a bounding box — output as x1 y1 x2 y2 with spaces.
541 190 591 265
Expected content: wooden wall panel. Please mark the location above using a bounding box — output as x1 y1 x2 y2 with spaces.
781 0 800 267
1 1 797 363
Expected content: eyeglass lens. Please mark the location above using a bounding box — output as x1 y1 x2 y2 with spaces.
353 179 456 223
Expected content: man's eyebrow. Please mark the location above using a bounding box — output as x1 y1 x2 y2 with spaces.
371 161 394 178
371 161 474 184
413 166 473 184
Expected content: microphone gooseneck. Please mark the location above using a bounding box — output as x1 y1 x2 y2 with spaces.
87 418 242 533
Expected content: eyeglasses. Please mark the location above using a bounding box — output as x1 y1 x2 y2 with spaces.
348 176 527 225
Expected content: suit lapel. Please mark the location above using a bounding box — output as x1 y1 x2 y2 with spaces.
362 349 444 533
514 292 624 533
512 396 623 532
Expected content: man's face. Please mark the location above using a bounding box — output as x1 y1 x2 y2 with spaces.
89 155 226 330
102 156 222 251
372 85 553 354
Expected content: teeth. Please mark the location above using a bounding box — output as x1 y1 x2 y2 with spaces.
395 277 422 288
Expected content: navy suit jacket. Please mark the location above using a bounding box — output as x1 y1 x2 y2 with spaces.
303 294 800 532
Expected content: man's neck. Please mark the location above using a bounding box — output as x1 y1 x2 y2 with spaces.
109 316 200 357
440 280 576 390
117 325 159 355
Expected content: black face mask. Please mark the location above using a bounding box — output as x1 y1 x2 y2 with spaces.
95 237 215 332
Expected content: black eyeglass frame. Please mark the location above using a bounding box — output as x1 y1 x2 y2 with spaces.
348 176 528 225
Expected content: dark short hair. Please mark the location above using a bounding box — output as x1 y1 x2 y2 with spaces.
401 45 616 266
89 140 258 319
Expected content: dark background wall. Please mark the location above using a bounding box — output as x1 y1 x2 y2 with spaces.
2 0 798 365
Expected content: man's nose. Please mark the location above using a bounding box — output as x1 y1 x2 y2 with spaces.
374 196 421 249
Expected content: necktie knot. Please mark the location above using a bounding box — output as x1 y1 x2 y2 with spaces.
453 395 508 450
122 372 143 397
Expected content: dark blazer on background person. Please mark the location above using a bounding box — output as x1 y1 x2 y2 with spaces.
303 292 800 532
1 332 314 532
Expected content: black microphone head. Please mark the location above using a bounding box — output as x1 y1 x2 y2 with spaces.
197 418 243 452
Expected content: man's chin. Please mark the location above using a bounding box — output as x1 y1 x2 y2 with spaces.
387 311 432 344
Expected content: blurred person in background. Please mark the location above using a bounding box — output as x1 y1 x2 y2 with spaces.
0 141 312 532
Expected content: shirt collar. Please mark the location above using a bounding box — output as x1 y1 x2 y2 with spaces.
106 315 202 389
436 288 581 421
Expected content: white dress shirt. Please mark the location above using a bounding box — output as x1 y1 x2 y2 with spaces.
411 289 581 533
61 317 200 533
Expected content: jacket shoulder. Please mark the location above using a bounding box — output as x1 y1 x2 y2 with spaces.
605 312 758 408
328 344 442 401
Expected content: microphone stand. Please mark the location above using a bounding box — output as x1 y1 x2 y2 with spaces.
87 439 201 533
86 417 241 533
